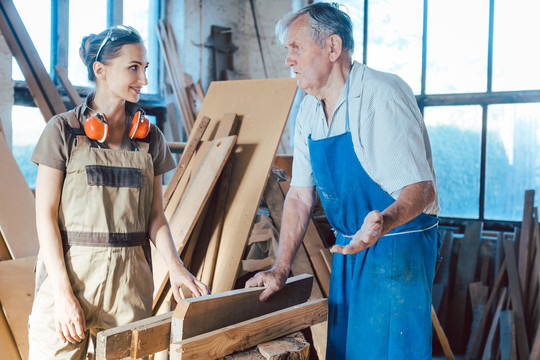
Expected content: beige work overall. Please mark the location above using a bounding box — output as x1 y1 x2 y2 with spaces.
28 114 154 360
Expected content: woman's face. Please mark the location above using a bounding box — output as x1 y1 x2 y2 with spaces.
99 43 149 103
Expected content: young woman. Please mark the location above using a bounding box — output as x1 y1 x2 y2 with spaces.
28 25 209 359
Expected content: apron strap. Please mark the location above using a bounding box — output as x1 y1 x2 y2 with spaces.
335 221 439 239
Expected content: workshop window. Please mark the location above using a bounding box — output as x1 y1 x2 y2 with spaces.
68 0 108 87
11 106 46 189
492 0 540 91
485 103 540 221
425 0 489 94
424 106 482 219
317 0 540 222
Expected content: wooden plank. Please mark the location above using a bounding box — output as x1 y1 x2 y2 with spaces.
527 208 540 327
0 0 66 120
54 65 83 107
320 248 333 272
130 312 173 359
466 261 507 360
0 308 21 360
163 116 210 209
171 274 313 342
167 102 181 143
481 287 507 360
466 305 486 359
170 298 328 360
0 256 35 360
503 238 530 359
519 190 535 298
152 135 237 310
96 311 173 360
200 156 233 288
469 282 489 309
156 21 192 135
432 305 455 360
165 23 195 129
499 310 517 360
0 134 39 258
448 221 483 352
202 79 297 294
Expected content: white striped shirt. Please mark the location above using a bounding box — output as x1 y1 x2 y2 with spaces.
291 61 440 215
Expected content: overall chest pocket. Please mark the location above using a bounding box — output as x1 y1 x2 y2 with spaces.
86 165 142 188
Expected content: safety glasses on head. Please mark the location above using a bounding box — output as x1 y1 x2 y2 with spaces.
95 25 140 63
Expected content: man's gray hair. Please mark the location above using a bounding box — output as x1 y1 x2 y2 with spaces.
275 2 354 56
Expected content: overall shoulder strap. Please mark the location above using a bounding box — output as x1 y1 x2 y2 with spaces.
63 111 90 147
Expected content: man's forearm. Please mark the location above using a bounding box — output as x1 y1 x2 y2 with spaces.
381 180 436 235
274 186 316 271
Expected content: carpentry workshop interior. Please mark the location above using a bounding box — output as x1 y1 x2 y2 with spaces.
0 0 539 359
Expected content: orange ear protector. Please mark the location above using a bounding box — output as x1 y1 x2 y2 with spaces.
84 110 150 143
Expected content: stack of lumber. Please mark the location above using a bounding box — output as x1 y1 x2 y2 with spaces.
156 19 204 137
433 190 540 360
0 128 39 360
95 274 327 359
151 77 298 310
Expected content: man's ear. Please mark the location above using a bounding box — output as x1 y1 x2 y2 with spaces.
93 61 106 80
328 34 343 62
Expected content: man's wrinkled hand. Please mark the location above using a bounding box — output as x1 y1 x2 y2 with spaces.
330 210 383 255
245 265 289 302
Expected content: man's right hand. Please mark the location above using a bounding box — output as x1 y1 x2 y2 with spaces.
54 290 86 344
245 265 290 302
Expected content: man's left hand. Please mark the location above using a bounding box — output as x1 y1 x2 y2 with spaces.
330 210 383 255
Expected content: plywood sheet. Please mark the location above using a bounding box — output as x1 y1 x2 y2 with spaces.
0 256 36 360
0 134 39 258
200 79 297 294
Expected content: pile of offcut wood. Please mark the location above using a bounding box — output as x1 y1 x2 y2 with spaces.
433 190 540 360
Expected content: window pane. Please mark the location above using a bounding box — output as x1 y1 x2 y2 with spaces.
12 106 46 188
336 1 364 64
492 0 540 91
424 106 482 218
12 0 51 80
426 0 489 94
69 0 108 87
124 0 158 94
367 0 423 94
485 103 540 220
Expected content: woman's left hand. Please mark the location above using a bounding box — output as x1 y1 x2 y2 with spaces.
169 261 210 301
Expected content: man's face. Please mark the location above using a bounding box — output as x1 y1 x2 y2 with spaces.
284 15 331 96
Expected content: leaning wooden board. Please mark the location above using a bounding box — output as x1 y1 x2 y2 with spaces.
0 256 36 360
205 78 298 294
0 134 39 258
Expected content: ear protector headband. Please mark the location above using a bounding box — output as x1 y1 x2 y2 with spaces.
84 109 150 143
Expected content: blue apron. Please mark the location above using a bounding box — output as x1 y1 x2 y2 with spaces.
308 73 439 359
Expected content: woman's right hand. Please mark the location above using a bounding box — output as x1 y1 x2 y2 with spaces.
54 291 86 343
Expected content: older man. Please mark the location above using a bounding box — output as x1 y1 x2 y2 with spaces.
246 2 440 359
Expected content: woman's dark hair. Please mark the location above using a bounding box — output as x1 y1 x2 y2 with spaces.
79 26 144 82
